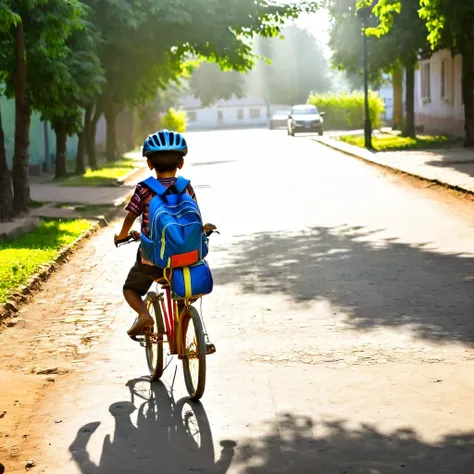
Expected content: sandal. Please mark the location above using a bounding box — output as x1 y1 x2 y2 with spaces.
127 315 154 339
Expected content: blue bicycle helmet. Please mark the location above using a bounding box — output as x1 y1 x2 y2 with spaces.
142 129 188 157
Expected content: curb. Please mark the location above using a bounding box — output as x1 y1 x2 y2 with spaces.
89 197 129 227
0 216 40 242
116 166 147 186
313 137 474 197
0 215 114 326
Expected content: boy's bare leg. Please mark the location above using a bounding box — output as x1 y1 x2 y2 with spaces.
123 289 154 335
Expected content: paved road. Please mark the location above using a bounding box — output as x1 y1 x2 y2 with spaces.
2 129 474 473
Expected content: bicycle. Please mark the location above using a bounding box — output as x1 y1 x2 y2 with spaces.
115 225 218 401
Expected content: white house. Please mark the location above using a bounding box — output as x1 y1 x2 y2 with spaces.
415 50 464 136
180 95 269 130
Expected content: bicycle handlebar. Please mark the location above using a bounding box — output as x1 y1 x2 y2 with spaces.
115 223 219 248
114 233 139 248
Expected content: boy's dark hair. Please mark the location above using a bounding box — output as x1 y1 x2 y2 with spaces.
147 151 184 172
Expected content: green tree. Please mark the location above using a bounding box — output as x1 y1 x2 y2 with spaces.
0 2 18 220
190 62 245 107
329 0 385 86
36 24 104 177
0 0 85 214
367 0 431 137
247 25 332 105
369 0 474 144
330 0 430 136
84 0 316 163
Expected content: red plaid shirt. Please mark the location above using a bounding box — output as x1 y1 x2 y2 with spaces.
126 177 197 265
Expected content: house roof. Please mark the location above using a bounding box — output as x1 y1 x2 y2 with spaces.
180 94 266 110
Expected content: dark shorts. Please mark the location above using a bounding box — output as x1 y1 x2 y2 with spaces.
123 262 164 296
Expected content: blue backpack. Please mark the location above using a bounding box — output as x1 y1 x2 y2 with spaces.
140 176 208 268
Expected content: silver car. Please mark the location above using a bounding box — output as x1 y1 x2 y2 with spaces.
269 110 290 129
287 105 325 136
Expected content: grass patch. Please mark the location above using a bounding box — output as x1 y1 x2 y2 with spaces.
339 134 458 152
0 219 91 303
60 158 136 187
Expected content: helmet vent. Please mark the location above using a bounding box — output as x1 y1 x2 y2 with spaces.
151 134 159 147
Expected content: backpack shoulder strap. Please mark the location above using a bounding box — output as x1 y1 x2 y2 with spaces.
174 176 191 194
141 177 167 196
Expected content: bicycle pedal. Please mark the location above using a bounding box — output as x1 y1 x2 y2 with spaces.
130 335 146 344
206 343 216 355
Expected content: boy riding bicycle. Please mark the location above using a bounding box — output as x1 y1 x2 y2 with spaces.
114 130 201 338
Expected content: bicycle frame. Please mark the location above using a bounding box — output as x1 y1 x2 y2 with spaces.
155 285 189 356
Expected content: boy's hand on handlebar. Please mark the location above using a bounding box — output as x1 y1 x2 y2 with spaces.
114 231 140 247
203 223 219 237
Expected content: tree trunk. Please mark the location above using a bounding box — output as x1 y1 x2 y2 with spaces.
0 105 14 221
54 123 68 178
104 103 118 162
75 130 86 174
12 21 31 215
461 45 474 147
392 65 403 130
86 103 102 170
402 62 416 139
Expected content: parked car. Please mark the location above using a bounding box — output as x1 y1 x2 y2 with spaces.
269 110 290 129
287 104 325 136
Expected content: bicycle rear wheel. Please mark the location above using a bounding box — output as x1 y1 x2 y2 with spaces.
181 306 206 400
145 292 165 380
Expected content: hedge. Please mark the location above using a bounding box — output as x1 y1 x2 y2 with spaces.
307 92 385 131
160 108 187 133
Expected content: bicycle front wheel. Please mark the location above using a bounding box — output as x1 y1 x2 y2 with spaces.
145 292 165 381
181 306 206 400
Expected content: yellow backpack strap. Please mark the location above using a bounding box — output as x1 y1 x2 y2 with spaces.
182 266 193 299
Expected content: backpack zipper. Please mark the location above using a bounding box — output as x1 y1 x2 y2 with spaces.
152 206 200 225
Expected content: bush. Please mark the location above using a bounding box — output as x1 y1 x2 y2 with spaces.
307 92 385 131
160 108 188 133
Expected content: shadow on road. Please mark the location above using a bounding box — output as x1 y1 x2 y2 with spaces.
232 413 474 473
69 378 236 474
425 149 474 179
214 225 474 344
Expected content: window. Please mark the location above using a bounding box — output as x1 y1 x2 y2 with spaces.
440 59 450 100
421 62 431 102
237 109 244 120
217 110 223 123
188 111 197 122
249 108 261 119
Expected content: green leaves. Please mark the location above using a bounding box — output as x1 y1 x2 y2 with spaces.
331 0 430 83
418 0 474 51
83 0 321 111
0 1 20 32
